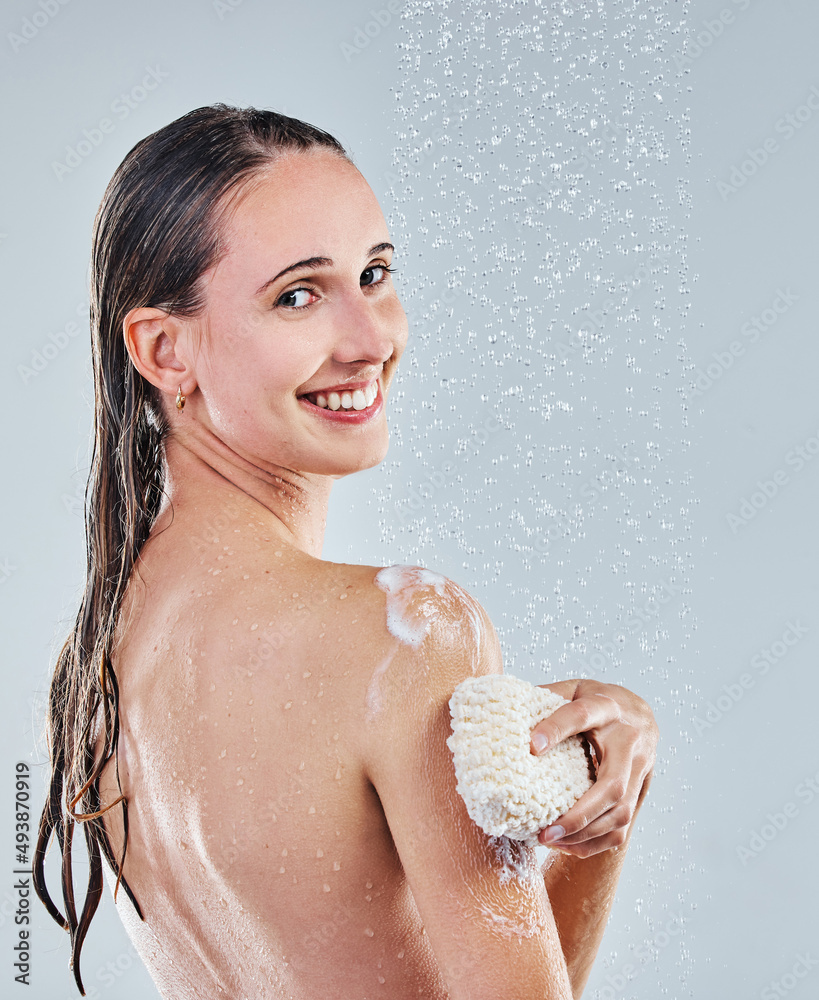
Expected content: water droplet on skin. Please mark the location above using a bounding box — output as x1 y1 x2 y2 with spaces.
323 884 331 892
364 927 374 937
316 848 324 858
308 806 316 814
333 861 341 871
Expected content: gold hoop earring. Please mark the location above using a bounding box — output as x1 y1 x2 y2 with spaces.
176 386 186 411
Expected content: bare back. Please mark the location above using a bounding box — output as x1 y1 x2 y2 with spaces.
100 503 570 999
99 507 459 998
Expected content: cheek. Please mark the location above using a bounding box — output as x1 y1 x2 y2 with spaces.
197 312 276 390
196 347 248 415
197 330 314 428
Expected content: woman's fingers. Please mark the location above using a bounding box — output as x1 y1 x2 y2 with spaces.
532 680 657 858
548 829 629 857
538 727 654 858
528 680 659 858
543 788 646 856
537 720 634 839
540 749 647 854
529 689 622 755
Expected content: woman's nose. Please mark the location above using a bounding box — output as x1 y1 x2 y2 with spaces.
331 292 406 365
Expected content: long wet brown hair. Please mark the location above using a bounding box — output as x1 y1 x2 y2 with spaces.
32 103 351 995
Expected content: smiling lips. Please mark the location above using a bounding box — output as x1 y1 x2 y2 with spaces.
300 380 380 412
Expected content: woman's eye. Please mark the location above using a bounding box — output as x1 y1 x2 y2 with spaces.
362 264 396 287
277 287 315 310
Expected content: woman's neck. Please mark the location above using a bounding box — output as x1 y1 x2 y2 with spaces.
159 425 334 559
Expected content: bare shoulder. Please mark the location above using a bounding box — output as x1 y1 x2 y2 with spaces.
305 559 501 664
355 562 503 718
348 560 505 779
302 558 503 765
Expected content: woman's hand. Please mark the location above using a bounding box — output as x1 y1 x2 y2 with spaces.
529 678 658 858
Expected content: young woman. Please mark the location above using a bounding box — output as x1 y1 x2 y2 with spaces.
34 104 659 999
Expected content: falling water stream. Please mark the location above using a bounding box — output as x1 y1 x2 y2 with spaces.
370 2 698 996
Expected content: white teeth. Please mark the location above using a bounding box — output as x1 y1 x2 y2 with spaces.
308 382 379 411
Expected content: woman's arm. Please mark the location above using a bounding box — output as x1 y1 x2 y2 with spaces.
362 576 575 999
540 773 652 995
530 678 659 997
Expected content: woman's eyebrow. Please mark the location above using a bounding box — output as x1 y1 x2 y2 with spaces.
255 241 395 296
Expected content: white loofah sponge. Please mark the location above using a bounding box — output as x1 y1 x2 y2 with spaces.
446 674 596 847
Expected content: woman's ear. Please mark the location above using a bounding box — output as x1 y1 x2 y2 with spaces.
122 307 196 399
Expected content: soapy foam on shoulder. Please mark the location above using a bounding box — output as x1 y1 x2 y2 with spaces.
364 566 447 721
373 565 449 647
366 565 485 721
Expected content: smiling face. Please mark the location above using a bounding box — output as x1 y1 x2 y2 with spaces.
187 148 408 478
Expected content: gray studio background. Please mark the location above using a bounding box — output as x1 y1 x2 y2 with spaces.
1 1 816 997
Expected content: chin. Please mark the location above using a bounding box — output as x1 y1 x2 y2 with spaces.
329 451 387 478
311 438 389 478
